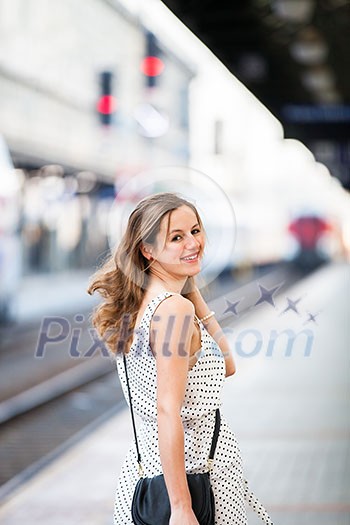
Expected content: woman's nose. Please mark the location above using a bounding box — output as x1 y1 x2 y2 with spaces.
185 235 200 249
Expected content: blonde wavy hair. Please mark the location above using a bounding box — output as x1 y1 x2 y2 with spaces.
87 192 207 356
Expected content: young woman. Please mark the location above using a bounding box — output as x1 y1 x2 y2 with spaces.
88 192 273 525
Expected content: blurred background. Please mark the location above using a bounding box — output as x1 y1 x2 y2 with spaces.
0 1 349 524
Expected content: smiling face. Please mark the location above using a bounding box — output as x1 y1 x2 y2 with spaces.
143 205 205 278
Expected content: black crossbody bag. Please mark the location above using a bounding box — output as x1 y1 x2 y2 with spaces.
122 353 221 525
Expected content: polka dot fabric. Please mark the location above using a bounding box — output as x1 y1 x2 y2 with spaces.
113 292 273 524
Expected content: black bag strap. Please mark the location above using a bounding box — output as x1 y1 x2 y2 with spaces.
121 353 221 478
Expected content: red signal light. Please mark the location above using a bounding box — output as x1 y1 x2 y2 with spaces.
97 95 117 115
140 56 165 77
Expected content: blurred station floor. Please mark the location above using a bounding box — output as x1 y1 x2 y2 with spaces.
0 262 349 525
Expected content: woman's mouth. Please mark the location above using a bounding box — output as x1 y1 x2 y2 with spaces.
181 252 200 263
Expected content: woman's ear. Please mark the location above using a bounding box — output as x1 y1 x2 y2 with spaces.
141 243 153 261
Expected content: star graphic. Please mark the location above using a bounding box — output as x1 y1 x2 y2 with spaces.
303 311 321 325
223 298 242 316
279 296 303 316
254 282 284 308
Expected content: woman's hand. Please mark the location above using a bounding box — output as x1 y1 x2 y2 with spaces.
181 278 200 297
169 506 199 525
182 284 201 302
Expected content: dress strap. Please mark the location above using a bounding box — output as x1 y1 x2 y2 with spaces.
138 292 200 338
193 314 200 326
138 292 176 331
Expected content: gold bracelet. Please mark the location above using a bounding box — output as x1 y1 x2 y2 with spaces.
199 311 215 323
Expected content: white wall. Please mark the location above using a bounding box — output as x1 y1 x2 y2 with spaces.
0 0 192 177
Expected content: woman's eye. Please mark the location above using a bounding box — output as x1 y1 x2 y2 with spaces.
171 229 201 241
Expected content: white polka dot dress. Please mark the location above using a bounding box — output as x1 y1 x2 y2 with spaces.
113 292 274 524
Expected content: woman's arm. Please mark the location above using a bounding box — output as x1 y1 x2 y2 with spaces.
152 295 199 522
185 287 236 377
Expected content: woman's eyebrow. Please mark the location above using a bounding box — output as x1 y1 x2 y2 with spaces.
169 223 199 235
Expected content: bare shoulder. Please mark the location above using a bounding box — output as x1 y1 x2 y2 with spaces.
152 294 195 323
150 294 195 351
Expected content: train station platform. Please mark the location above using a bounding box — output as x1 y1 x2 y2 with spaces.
0 262 349 524
14 269 97 324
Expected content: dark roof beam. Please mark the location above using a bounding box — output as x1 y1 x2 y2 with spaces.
206 29 263 45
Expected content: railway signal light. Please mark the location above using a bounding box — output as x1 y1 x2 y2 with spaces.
140 32 164 88
97 71 117 126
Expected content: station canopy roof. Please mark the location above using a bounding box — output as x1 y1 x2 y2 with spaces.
161 0 350 117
